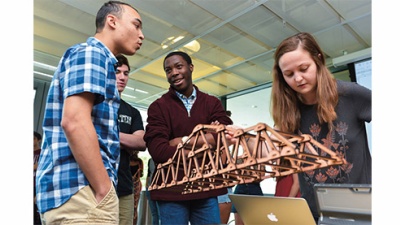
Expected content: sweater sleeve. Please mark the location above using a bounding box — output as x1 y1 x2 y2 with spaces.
144 101 178 163
207 95 233 142
209 97 233 125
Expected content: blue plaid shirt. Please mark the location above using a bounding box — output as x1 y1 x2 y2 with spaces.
35 37 121 213
176 88 197 116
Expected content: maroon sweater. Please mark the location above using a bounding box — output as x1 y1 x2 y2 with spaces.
144 85 233 201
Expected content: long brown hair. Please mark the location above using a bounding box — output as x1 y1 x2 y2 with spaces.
271 32 338 133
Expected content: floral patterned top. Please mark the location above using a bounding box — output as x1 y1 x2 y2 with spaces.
298 80 371 219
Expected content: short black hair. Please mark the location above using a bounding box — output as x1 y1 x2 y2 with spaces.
34 131 42 141
116 54 130 71
163 51 192 69
95 1 139 33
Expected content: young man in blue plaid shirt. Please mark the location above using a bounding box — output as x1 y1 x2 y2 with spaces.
35 1 144 224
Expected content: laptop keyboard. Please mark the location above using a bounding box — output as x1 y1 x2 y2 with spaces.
319 217 371 225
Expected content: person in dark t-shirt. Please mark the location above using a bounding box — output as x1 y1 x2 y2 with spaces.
115 54 146 225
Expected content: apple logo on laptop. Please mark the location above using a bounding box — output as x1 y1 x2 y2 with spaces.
267 212 278 222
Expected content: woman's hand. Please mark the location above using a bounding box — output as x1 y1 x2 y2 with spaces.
225 124 242 145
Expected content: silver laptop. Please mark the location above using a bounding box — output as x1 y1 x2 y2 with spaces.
314 183 372 225
229 194 316 225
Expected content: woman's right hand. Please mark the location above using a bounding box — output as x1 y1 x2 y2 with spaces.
225 125 243 145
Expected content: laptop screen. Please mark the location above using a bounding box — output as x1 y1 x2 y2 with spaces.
314 183 371 225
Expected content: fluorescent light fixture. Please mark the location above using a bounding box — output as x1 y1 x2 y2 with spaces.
134 89 149 94
34 61 57 71
161 36 185 49
125 86 135 91
125 86 149 94
122 93 137 99
173 36 184 43
332 48 371 67
34 71 53 79
34 61 56 79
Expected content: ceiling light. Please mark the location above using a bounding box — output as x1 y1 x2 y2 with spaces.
184 40 201 53
34 61 57 71
161 36 185 49
34 71 53 79
134 89 149 94
173 36 184 43
125 86 149 94
122 93 137 99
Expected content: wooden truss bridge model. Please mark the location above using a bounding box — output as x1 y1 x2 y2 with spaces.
148 123 346 194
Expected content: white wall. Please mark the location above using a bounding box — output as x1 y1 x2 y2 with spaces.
354 59 372 153
227 87 277 194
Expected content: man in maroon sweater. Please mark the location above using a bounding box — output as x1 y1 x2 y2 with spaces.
144 51 233 224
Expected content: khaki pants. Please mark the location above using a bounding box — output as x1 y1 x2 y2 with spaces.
118 194 134 225
40 183 119 224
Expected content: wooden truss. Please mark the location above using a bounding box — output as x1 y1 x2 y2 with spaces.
148 123 346 194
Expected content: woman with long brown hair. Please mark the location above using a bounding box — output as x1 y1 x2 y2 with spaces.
271 32 371 223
